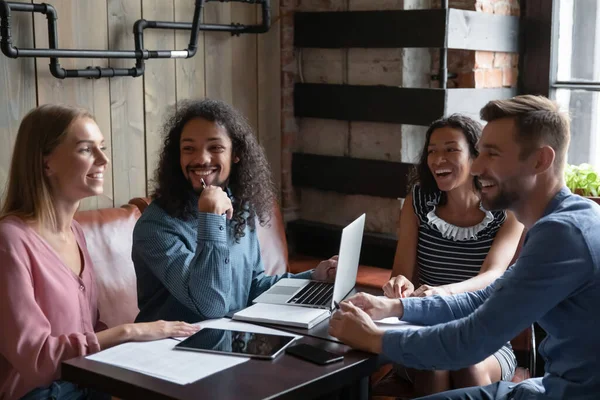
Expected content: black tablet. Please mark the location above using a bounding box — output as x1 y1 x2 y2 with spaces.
174 328 297 360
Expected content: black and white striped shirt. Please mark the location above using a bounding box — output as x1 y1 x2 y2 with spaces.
412 185 506 287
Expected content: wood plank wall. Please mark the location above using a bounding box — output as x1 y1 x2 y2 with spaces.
0 0 282 210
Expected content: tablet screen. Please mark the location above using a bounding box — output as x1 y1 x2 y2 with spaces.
174 328 297 359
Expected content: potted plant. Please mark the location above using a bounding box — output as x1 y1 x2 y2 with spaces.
565 163 600 205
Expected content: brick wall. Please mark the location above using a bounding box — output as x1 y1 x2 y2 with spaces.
281 0 520 236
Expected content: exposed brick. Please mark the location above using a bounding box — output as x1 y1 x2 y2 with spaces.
448 0 477 11
502 66 518 87
474 68 486 88
279 0 521 221
475 51 495 68
280 0 297 9
282 71 296 88
300 189 402 234
282 92 295 111
281 27 294 46
348 48 403 86
349 0 404 11
448 50 475 73
456 71 475 88
511 53 519 67
476 1 494 13
484 68 503 88
349 121 403 162
281 150 292 170
296 0 346 11
298 119 348 156
493 52 511 68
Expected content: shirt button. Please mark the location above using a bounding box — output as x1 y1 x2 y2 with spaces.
225 258 229 264
219 225 224 231
79 285 85 291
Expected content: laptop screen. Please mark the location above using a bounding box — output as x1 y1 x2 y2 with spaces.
330 214 365 309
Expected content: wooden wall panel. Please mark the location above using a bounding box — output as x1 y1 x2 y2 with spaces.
258 0 282 194
34 0 114 210
174 0 206 102
204 1 234 103
232 2 258 131
0 1 282 210
0 0 36 193
142 0 177 194
108 0 146 206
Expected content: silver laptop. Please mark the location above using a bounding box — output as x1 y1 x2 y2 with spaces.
253 214 365 310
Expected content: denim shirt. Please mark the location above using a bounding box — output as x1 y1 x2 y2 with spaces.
383 188 600 400
133 199 311 323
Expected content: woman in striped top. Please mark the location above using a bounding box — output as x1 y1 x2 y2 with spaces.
382 114 524 396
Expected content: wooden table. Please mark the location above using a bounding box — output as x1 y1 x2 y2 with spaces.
62 287 384 399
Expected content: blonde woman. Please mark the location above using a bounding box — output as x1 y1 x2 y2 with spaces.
0 105 199 400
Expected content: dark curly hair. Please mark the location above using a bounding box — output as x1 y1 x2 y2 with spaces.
410 114 482 206
151 99 275 241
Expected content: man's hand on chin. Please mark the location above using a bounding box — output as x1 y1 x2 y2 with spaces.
328 301 384 354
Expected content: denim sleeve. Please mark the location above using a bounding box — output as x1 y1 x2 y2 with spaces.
401 283 495 326
382 220 593 370
133 212 232 319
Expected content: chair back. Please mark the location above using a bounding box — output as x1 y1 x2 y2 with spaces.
74 205 141 328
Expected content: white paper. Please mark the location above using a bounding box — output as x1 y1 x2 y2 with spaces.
86 337 247 385
374 317 424 332
87 318 303 385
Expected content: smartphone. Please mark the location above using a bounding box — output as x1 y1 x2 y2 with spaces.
285 343 344 365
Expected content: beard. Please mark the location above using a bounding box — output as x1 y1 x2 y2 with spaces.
479 179 521 211
186 172 229 195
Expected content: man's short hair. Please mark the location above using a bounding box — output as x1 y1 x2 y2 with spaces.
480 95 570 169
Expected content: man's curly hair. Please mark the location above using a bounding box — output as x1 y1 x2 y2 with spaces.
152 99 275 241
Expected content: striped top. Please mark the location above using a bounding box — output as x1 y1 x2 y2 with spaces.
412 185 506 286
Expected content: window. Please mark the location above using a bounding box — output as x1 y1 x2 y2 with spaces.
551 0 600 168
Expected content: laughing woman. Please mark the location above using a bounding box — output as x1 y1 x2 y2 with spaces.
0 105 199 400
381 114 524 396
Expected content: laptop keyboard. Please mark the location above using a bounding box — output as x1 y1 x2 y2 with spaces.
287 281 334 307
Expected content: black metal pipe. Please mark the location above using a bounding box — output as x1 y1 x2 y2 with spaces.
17 48 141 58
187 0 204 57
0 1 17 57
1 0 271 79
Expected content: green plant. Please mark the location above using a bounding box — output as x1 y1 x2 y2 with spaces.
565 163 600 197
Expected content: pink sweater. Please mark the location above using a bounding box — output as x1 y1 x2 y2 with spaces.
0 216 106 400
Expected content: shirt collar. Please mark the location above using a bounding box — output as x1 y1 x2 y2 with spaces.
542 186 571 218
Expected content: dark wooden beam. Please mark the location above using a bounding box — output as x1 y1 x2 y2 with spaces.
292 153 414 199
295 84 517 125
287 219 397 269
295 9 519 52
294 83 446 126
520 0 554 96
294 10 446 49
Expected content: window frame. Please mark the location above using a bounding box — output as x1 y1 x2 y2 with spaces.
549 0 600 95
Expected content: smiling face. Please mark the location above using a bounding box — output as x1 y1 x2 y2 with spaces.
426 127 474 192
180 117 236 192
471 118 536 210
43 117 109 202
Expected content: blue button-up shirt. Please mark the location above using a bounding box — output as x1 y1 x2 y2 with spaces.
383 188 600 399
133 200 311 323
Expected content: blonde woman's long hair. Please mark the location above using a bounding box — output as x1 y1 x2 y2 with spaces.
1 104 94 228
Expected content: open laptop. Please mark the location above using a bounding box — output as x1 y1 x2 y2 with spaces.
253 213 365 311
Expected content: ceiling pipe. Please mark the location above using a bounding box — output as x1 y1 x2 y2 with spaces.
0 0 270 79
